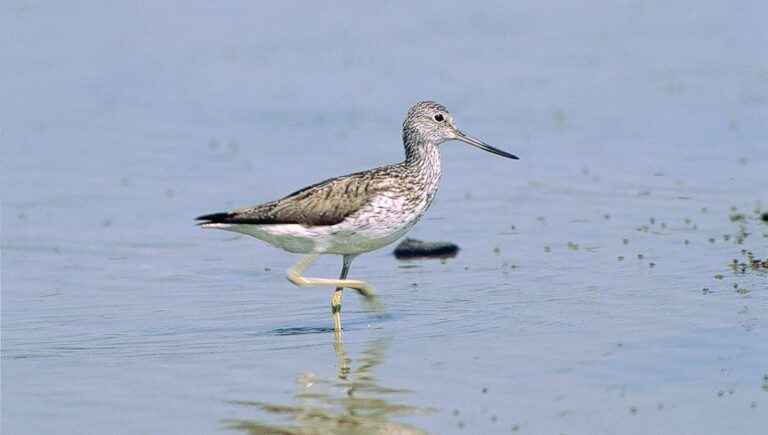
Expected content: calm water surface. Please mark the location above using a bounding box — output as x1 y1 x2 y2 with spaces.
3 1 768 434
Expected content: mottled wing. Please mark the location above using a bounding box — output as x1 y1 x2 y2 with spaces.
197 169 390 227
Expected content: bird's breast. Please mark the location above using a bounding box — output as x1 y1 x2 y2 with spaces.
321 170 442 255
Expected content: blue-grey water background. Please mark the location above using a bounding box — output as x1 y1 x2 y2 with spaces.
2 1 768 434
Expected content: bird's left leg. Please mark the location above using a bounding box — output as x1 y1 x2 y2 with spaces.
286 254 375 297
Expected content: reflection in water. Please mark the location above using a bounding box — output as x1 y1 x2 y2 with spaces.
224 334 433 434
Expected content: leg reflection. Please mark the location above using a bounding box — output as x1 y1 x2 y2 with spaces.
224 335 434 434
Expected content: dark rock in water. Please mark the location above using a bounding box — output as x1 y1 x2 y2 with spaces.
762 212 768 223
393 238 460 259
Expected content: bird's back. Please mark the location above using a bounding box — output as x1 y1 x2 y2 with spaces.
196 164 408 228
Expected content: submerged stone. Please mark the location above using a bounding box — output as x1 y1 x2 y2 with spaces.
393 238 460 259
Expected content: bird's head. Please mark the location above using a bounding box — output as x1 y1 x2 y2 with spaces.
402 101 518 160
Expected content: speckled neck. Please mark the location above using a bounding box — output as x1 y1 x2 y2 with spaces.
404 134 436 161
402 134 442 206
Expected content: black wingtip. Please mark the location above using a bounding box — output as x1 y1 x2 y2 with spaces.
195 212 233 224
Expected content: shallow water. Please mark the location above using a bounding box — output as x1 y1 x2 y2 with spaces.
3 1 768 434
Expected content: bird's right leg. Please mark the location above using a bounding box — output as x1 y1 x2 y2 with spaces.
286 254 375 297
330 255 355 332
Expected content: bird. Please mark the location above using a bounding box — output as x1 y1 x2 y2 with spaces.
196 101 518 332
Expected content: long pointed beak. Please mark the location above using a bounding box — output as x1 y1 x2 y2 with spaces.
455 129 519 160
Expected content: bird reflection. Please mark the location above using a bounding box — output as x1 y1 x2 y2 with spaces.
224 333 433 434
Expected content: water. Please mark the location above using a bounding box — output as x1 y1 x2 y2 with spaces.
2 1 768 433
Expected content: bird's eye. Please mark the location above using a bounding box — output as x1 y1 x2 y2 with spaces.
434 114 444 122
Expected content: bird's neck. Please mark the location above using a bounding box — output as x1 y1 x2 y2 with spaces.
404 136 441 169
403 136 442 195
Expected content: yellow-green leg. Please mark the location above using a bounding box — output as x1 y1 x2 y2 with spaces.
286 254 374 296
331 289 343 332
286 254 374 331
331 255 355 332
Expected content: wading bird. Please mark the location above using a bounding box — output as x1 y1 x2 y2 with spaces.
197 101 518 331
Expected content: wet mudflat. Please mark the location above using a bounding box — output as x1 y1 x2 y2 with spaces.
2 1 767 434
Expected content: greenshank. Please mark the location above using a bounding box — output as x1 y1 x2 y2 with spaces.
197 101 518 331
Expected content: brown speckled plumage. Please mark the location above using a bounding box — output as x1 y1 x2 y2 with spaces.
198 101 450 228
198 163 430 227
